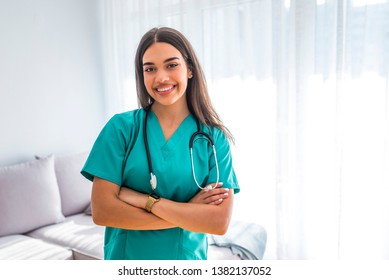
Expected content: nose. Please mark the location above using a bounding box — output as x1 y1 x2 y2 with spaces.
155 69 169 83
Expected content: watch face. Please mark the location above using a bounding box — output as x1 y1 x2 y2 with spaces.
150 192 160 199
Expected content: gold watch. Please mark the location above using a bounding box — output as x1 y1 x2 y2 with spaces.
145 192 161 212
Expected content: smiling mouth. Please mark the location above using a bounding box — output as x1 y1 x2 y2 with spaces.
155 85 176 94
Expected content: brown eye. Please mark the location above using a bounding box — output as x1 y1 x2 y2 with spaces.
144 67 155 72
167 63 178 69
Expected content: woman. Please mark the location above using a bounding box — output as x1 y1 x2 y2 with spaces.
81 27 239 260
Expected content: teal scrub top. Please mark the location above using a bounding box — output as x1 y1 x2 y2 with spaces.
81 108 239 260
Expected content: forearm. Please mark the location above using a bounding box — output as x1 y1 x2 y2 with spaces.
118 184 234 235
151 192 233 235
92 199 176 230
91 177 175 230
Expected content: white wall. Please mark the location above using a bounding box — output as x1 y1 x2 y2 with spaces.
0 0 105 166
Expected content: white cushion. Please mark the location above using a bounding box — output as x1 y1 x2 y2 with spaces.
0 155 65 237
0 235 72 260
54 152 92 216
28 214 243 260
27 213 104 260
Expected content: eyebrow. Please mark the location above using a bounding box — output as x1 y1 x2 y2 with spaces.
143 56 180 66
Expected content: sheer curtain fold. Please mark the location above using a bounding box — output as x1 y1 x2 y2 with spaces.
102 0 389 259
275 0 389 259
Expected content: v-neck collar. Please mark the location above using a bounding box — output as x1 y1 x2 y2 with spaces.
148 109 196 152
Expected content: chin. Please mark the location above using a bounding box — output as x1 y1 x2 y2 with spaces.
153 94 186 108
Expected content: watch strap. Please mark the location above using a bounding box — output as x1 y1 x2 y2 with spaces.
145 193 160 212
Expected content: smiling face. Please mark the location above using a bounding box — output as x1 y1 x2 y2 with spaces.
142 42 192 110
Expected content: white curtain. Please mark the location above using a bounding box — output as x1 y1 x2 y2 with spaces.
274 0 389 260
101 0 389 259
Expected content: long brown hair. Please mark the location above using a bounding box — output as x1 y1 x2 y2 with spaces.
134 27 234 143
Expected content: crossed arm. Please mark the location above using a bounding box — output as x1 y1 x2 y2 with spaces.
90 177 234 235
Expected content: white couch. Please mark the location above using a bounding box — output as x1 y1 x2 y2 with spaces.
0 152 254 260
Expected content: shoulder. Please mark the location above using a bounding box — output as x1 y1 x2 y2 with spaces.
96 109 145 143
104 108 145 132
202 125 231 147
109 108 145 125
203 124 226 140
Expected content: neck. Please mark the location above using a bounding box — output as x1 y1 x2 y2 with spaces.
151 101 190 125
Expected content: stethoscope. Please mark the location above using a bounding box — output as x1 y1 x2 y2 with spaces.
143 107 219 192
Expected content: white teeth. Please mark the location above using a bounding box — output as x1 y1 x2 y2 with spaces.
156 86 174 92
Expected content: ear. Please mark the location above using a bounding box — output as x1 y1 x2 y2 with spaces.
188 70 193 79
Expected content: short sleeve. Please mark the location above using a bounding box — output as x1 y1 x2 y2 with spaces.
81 113 132 186
206 128 240 194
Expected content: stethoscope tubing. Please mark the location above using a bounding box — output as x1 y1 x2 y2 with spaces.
143 107 219 192
190 141 219 191
143 107 158 190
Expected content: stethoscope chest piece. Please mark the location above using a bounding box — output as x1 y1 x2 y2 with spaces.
150 172 157 190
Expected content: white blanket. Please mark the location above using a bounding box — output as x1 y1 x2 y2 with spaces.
208 220 267 260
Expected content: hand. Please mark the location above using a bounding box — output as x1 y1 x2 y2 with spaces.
118 187 148 209
189 183 229 205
